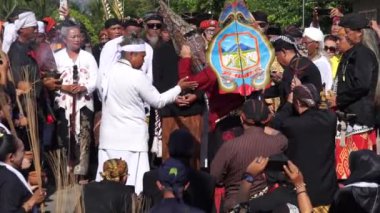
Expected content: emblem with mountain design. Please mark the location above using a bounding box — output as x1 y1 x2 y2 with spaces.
207 18 274 96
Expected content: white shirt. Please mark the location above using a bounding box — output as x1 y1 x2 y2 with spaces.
313 55 333 90
54 48 98 134
99 59 181 152
97 36 153 97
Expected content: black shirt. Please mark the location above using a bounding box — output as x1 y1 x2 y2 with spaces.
336 43 378 126
149 198 205 213
273 103 338 206
8 40 42 97
143 167 215 213
0 166 32 213
153 41 205 117
83 180 135 213
265 56 322 106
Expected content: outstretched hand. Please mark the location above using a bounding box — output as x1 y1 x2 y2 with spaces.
177 76 198 90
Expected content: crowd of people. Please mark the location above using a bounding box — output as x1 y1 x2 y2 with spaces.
0 3 380 213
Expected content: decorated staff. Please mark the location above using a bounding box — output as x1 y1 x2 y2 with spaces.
159 0 206 73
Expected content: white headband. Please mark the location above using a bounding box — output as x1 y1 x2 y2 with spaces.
14 11 37 31
118 44 146 52
37 21 45 34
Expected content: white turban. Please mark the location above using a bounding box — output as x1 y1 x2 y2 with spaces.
303 27 324 42
2 22 17 53
14 11 37 31
303 27 324 50
37 21 45 34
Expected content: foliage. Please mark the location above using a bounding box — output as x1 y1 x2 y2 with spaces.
51 8 99 45
0 0 18 20
0 0 58 20
0 0 352 44
245 0 352 28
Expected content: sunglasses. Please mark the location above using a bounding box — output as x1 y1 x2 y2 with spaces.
147 23 162 30
324 46 336 52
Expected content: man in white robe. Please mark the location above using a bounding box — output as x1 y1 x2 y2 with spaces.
96 36 197 194
97 25 153 98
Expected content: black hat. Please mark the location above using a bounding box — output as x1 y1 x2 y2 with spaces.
339 13 369 30
242 99 270 124
168 129 194 159
158 158 189 188
104 18 123 29
283 25 303 38
252 11 268 23
271 35 298 52
143 12 163 23
267 24 282 36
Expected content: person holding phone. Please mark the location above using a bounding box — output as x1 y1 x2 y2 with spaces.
235 157 313 213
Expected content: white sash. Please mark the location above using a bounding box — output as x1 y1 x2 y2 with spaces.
101 59 132 103
345 182 379 188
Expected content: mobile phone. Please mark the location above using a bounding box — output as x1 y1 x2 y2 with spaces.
266 159 287 171
317 8 331 16
59 0 68 20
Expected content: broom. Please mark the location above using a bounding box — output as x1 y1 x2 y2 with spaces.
21 67 44 212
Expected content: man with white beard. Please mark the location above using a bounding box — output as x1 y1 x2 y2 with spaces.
143 13 164 49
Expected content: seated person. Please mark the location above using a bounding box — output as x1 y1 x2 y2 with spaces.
329 150 380 213
84 158 135 213
150 158 204 213
0 134 46 212
143 129 215 212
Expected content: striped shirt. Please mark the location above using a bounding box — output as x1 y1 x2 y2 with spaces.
210 126 288 211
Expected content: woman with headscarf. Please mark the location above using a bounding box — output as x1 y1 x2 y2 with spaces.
272 83 338 210
0 134 46 212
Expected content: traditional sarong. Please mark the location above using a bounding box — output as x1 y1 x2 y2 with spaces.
161 115 202 170
335 125 376 179
56 107 93 176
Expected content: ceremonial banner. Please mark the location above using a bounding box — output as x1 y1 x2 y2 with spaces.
207 0 274 96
